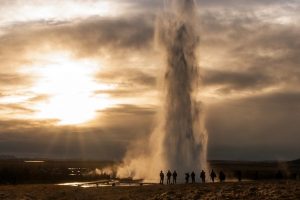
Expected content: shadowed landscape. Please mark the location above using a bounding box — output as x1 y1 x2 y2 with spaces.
0 158 300 199
0 158 299 183
1 181 300 200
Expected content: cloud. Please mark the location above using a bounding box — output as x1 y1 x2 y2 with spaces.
0 15 156 91
0 14 157 120
27 94 49 103
95 68 156 98
102 104 155 115
94 104 156 134
203 69 275 94
96 68 156 87
0 74 34 101
206 91 300 160
1 2 299 96
198 9 300 96
0 15 154 58
0 73 32 85
0 104 156 159
197 0 295 7
0 103 35 115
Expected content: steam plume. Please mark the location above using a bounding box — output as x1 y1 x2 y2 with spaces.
118 0 208 180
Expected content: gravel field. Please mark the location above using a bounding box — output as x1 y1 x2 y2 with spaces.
0 181 300 200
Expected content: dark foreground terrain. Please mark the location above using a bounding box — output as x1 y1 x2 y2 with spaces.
0 159 299 199
1 159 299 184
0 181 300 200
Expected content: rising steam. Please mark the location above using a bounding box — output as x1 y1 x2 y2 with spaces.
118 0 208 181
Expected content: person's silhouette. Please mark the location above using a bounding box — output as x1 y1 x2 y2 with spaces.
160 170 164 184
185 173 190 184
210 170 216 183
200 170 206 183
236 170 242 182
219 171 226 182
167 170 172 184
276 170 283 180
172 170 177 184
191 171 196 183
254 171 259 180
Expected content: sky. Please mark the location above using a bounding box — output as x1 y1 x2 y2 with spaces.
0 0 299 161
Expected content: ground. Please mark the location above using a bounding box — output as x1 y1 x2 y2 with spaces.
0 181 299 200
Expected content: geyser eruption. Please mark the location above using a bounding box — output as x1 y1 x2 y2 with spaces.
118 0 208 180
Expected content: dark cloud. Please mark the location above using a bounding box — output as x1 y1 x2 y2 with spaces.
197 0 294 7
117 0 162 11
198 10 300 95
2 90 300 161
203 69 275 94
96 104 156 134
0 15 155 62
96 68 156 87
102 104 155 115
95 68 156 97
206 91 300 160
95 89 142 98
0 119 58 131
0 104 156 159
0 124 126 160
1 3 299 96
65 15 154 57
110 0 294 10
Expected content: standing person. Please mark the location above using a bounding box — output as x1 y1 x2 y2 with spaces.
191 171 196 183
236 170 242 182
200 170 206 183
276 170 283 180
254 171 259 180
160 170 164 184
172 170 177 184
185 173 190 184
167 170 172 184
219 171 226 183
210 170 216 183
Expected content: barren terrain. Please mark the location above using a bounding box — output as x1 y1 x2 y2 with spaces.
0 181 300 200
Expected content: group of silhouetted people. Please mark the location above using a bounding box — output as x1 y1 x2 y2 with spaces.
160 170 177 184
159 169 231 184
208 169 226 183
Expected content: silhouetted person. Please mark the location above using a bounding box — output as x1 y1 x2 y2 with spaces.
191 171 196 183
185 173 190 184
172 170 177 184
200 170 206 183
219 171 226 182
254 171 259 180
160 170 164 184
276 170 283 180
167 170 172 184
237 170 242 182
210 170 216 182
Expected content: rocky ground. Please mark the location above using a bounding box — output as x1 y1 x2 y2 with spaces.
0 181 299 200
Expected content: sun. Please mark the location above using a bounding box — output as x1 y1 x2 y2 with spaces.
29 52 115 125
